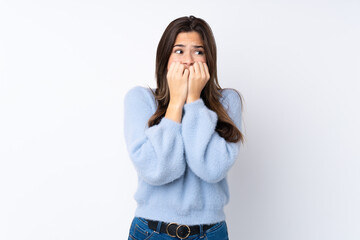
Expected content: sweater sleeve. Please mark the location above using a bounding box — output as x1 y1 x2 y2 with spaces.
181 89 242 183
123 86 186 186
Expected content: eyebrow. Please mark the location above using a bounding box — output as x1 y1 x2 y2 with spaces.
173 44 204 49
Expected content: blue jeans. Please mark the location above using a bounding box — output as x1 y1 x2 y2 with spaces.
128 216 229 240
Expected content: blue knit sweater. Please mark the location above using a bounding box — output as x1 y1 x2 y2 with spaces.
123 86 242 225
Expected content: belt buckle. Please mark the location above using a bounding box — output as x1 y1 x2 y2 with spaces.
176 224 191 239
166 222 191 239
166 223 177 237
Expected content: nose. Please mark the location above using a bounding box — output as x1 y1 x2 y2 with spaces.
181 52 194 68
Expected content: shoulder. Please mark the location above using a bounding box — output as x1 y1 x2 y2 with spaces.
125 85 154 99
220 88 242 110
124 86 156 110
124 86 155 102
219 88 243 130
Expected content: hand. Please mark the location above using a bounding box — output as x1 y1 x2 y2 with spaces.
166 62 189 106
186 62 210 103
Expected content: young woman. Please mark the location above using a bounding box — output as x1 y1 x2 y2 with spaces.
124 15 244 240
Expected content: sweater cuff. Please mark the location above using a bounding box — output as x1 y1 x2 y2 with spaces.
161 116 182 128
183 98 205 112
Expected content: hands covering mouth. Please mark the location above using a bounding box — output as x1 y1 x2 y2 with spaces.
167 61 210 104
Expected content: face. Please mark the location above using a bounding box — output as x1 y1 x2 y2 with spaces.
167 31 206 71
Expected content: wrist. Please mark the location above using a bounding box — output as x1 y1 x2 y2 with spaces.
168 100 184 109
186 95 200 103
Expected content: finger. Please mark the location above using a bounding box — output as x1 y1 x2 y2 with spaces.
167 63 175 82
167 61 175 76
189 65 194 79
177 63 185 75
172 62 180 75
203 62 210 80
189 65 194 74
172 62 181 80
173 61 180 74
182 68 190 79
193 61 200 75
169 61 176 72
198 62 206 79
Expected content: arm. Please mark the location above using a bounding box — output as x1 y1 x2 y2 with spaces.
181 89 242 183
123 86 186 186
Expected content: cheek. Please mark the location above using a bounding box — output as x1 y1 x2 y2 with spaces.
198 56 206 63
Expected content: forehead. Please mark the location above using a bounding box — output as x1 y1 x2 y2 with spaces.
174 31 203 45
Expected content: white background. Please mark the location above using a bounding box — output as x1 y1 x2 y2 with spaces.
0 0 359 239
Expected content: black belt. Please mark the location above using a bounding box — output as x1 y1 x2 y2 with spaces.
146 219 216 239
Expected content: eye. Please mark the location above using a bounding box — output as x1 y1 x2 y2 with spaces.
174 49 183 54
195 50 204 55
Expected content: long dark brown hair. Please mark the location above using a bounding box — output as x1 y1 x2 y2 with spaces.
147 15 244 144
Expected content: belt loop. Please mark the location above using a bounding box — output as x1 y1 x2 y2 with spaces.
200 224 204 238
156 221 162 233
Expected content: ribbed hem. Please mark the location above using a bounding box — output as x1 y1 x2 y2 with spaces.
134 204 225 225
